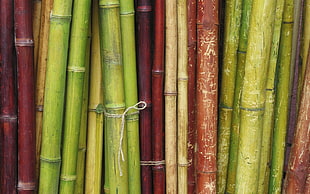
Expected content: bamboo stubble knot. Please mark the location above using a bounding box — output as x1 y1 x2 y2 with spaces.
103 101 147 176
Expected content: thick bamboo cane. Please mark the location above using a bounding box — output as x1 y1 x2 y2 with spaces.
283 48 310 194
152 0 165 193
14 0 36 193
187 0 197 192
58 0 91 192
165 0 178 193
196 0 219 193
99 0 129 193
269 0 294 192
216 0 242 192
38 0 73 192
234 0 276 192
0 0 17 193
32 0 42 72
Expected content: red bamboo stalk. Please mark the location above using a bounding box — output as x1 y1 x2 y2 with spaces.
187 0 197 193
152 0 165 193
196 0 219 193
305 169 310 194
283 47 310 194
14 0 36 193
0 0 18 193
136 1 153 193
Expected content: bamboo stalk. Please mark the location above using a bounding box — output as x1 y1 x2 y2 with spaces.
59 0 91 192
305 171 310 194
119 0 141 193
283 48 310 194
234 0 277 192
98 0 129 193
187 0 197 192
32 0 42 72
14 0 36 193
152 0 165 193
196 0 219 193
268 0 294 192
165 0 178 193
85 1 104 192
177 0 188 193
216 0 242 192
38 0 73 192
0 0 17 193
225 0 252 192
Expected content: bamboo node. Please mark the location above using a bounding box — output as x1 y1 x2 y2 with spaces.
36 105 44 112
40 155 61 163
15 38 34 47
239 106 265 112
140 160 165 166
136 5 152 12
50 11 72 22
99 3 120 9
0 115 18 121
178 162 189 167
67 66 86 72
17 182 36 191
60 175 77 181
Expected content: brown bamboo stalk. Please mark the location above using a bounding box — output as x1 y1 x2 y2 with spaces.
32 0 42 72
196 0 219 193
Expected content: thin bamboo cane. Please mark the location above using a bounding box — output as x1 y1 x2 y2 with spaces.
59 0 91 192
165 0 178 193
234 0 277 192
216 0 242 192
187 0 197 192
136 0 153 193
35 0 53 181
85 1 104 192
0 0 17 193
225 0 252 193
14 0 36 193
152 0 165 193
196 0 219 193
283 48 310 194
269 0 294 192
120 0 141 193
32 0 42 72
257 0 285 193
99 0 129 193
177 0 188 193
38 0 73 192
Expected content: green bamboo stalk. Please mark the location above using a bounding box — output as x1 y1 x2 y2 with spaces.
257 0 285 193
234 0 277 192
216 0 242 192
98 0 129 193
177 0 188 193
38 0 73 192
225 0 252 192
85 0 104 192
269 0 294 193
119 0 141 193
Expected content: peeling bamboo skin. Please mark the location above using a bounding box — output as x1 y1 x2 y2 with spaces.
165 0 178 193
15 0 36 192
196 0 219 193
283 50 310 194
234 0 276 192
0 0 17 192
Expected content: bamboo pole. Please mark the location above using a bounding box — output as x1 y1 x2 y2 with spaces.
165 0 178 193
14 0 36 193
38 0 73 192
59 0 91 192
98 0 129 192
196 0 219 193
234 0 277 192
32 0 42 72
225 0 252 192
119 0 141 193
216 0 242 192
269 0 294 192
0 0 17 193
85 1 104 192
152 0 165 193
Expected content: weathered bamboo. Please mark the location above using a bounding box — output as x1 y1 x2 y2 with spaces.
15 0 36 193
283 48 310 194
165 0 178 193
196 0 219 193
269 0 294 192
38 0 73 191
216 0 242 192
234 0 276 192
305 171 310 194
99 0 129 193
152 0 165 193
0 0 17 193
32 0 42 72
